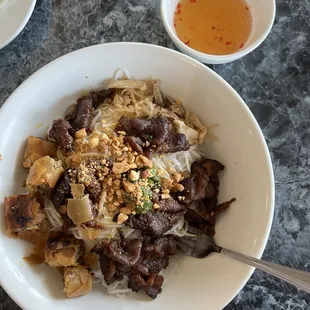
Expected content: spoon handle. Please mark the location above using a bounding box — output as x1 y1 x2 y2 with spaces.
221 248 310 294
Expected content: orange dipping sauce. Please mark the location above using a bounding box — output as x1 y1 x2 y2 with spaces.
174 0 252 55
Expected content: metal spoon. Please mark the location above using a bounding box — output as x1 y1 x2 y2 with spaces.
175 227 310 294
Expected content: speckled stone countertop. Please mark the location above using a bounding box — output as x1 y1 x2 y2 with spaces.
1 0 310 309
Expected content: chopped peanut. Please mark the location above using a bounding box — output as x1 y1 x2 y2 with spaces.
120 206 132 215
153 203 160 209
167 167 176 174
112 162 131 174
123 180 136 193
127 153 135 164
89 137 99 149
75 129 87 139
172 172 182 183
107 177 113 187
113 179 120 186
161 178 174 189
129 163 137 169
174 183 185 192
101 133 109 141
135 155 153 168
161 193 170 199
129 170 139 181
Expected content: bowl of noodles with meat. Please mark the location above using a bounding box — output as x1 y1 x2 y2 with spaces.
0 43 274 310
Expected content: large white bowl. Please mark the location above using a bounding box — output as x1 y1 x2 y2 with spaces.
0 43 274 310
161 0 276 64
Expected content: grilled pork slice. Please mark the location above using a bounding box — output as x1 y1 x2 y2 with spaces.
23 136 57 168
44 232 84 267
26 156 64 194
4 193 46 241
64 265 92 298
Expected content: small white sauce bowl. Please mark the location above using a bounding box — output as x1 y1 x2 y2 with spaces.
161 0 276 64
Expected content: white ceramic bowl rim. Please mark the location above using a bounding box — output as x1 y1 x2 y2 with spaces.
160 0 276 61
0 0 37 50
0 42 275 310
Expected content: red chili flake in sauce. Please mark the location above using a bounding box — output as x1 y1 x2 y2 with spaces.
190 0 197 3
226 42 232 45
245 6 249 10
176 3 182 14
184 40 190 45
240 43 244 48
212 26 215 30
219 37 223 41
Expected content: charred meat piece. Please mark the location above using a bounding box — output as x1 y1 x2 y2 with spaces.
201 159 225 177
135 236 176 276
181 159 235 235
135 256 169 276
127 204 186 236
144 274 165 299
23 136 57 168
99 238 143 267
117 116 190 154
123 136 144 155
51 170 71 209
93 238 143 285
157 198 186 213
66 89 115 125
156 130 189 154
98 255 123 285
62 214 74 235
181 159 224 204
186 200 214 221
85 177 101 202
48 118 74 155
64 265 92 298
26 156 64 194
128 272 164 299
143 236 177 258
89 89 115 108
128 271 147 292
93 236 176 299
117 115 169 144
181 170 209 204
185 198 236 236
71 96 93 130
4 193 46 239
215 198 236 214
185 207 216 235
44 232 84 267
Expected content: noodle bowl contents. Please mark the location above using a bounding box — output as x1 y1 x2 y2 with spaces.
4 78 235 299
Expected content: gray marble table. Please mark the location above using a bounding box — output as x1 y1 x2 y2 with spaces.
1 0 310 309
